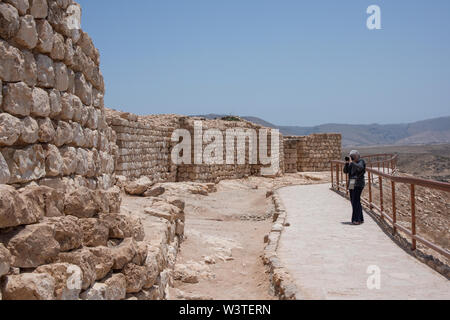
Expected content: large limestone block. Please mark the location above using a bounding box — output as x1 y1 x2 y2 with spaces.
0 39 24 81
1 223 60 268
35 19 53 53
79 218 109 247
2 81 33 117
86 246 114 281
0 113 22 146
59 92 74 121
35 263 83 300
13 15 38 49
80 274 126 301
0 185 40 228
124 176 153 196
110 238 138 270
1 273 56 300
18 116 39 144
64 187 101 218
99 213 134 240
57 249 96 290
50 32 65 60
2 144 46 183
0 244 12 277
32 87 51 117
122 263 147 294
4 0 30 16
30 0 48 19
45 144 63 177
36 53 55 88
0 3 20 40
46 216 83 252
60 146 77 175
54 120 73 147
38 117 56 143
54 62 69 91
48 89 62 117
23 50 37 86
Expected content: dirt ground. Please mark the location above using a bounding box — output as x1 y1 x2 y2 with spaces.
168 172 330 300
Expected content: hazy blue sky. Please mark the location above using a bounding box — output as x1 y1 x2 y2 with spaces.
77 0 450 126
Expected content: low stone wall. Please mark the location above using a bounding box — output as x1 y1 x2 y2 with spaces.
176 117 284 183
284 134 342 173
108 114 285 184
0 0 117 191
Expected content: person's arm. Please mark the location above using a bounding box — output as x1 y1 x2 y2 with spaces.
343 162 350 174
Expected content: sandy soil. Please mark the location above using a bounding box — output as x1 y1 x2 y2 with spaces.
168 172 330 300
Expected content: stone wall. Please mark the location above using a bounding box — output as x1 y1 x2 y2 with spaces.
0 0 117 191
108 113 285 184
106 110 177 184
176 117 284 183
284 134 342 173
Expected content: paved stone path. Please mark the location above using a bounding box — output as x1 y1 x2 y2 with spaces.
277 184 450 300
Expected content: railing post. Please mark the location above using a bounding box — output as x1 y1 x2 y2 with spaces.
392 181 397 234
379 176 384 219
368 172 373 209
336 164 340 191
331 162 334 189
411 184 417 251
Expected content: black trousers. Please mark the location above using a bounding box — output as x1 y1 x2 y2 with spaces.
349 187 364 223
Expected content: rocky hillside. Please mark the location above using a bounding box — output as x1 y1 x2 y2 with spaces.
196 115 450 147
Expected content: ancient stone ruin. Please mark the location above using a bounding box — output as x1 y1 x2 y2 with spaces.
0 0 341 300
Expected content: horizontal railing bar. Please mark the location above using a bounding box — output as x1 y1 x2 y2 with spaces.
414 235 450 259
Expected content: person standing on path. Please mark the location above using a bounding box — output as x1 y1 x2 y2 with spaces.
343 150 366 225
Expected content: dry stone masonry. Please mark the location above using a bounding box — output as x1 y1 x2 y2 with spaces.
284 134 342 173
0 0 116 191
0 0 343 300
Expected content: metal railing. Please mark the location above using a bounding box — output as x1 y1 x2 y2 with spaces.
331 154 450 259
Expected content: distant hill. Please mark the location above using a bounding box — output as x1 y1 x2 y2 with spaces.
192 114 450 147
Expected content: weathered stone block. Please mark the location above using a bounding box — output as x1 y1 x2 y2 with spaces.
34 263 83 300
0 3 20 40
2 81 33 117
0 113 22 146
46 216 83 252
36 19 53 53
32 86 51 117
18 116 39 144
13 15 38 49
0 39 24 81
1 222 60 268
79 218 109 247
36 53 55 88
57 249 96 290
1 273 56 300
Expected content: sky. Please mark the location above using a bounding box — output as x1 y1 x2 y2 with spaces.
77 0 450 126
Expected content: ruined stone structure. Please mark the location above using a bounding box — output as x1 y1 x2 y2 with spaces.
284 134 342 173
0 0 116 191
106 110 177 183
108 111 286 184
0 0 342 300
0 0 180 301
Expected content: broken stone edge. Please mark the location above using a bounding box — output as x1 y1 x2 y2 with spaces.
262 189 298 300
